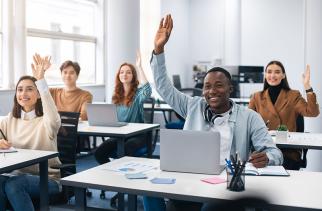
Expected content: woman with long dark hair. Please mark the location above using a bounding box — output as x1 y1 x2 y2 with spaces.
249 61 320 170
0 54 61 210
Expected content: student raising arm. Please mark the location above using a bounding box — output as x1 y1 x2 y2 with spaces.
249 61 319 170
144 14 283 211
0 54 61 211
94 51 152 164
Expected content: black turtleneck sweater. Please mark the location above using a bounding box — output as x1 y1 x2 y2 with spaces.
268 83 283 105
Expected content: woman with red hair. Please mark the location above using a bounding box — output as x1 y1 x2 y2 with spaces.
94 52 152 164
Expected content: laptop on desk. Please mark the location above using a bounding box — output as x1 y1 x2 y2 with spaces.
160 129 224 175
87 103 128 127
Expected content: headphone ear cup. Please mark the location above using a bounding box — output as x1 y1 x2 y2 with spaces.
213 116 225 125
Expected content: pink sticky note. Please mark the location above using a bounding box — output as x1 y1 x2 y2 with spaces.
201 177 226 184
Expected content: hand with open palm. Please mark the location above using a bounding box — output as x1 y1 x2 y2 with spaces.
136 50 142 69
154 14 173 54
31 53 51 80
43 56 52 72
302 65 311 90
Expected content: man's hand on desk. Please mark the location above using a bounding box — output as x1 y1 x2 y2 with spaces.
0 139 12 149
249 151 268 168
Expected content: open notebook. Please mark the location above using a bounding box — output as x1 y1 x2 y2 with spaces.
245 163 289 176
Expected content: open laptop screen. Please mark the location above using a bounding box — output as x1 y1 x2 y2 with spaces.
160 129 224 175
87 103 127 127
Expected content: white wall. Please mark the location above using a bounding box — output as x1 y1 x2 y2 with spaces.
160 0 192 88
189 0 225 67
241 0 305 90
305 0 322 133
303 0 322 172
106 0 140 102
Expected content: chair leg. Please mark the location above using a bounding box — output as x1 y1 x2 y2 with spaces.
100 190 106 199
110 193 118 208
86 188 92 197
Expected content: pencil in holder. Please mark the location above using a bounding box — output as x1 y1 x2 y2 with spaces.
226 167 245 192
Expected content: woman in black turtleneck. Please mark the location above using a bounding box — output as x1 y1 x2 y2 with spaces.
249 60 320 170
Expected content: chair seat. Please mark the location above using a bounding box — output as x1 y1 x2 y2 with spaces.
165 120 185 129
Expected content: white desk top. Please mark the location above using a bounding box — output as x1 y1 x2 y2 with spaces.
273 132 322 150
62 157 322 210
144 103 173 111
231 98 250 103
0 149 58 173
78 121 159 137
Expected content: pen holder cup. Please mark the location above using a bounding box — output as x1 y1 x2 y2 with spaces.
226 168 245 192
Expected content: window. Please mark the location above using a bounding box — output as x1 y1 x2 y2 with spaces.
26 0 102 85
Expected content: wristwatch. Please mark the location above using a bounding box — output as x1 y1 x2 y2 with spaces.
306 88 313 93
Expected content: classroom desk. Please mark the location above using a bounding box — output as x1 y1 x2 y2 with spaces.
77 122 159 210
144 103 174 123
273 132 322 150
61 156 322 211
0 149 59 211
231 98 250 105
144 103 173 112
77 122 160 158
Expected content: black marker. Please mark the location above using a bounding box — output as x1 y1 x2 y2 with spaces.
0 128 7 140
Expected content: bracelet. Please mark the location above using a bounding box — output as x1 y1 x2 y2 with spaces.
305 88 313 93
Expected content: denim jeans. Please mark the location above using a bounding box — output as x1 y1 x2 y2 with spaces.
143 196 166 211
0 174 60 211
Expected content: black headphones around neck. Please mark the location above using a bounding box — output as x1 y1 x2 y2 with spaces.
203 103 232 125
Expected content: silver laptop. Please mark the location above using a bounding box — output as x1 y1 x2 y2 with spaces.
87 103 128 127
160 129 224 175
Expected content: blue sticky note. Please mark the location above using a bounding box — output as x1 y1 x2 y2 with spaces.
125 173 147 179
150 177 176 184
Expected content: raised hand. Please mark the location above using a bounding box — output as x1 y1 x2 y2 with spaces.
154 14 173 54
302 65 311 90
135 50 148 84
31 53 46 80
136 50 142 69
43 56 52 71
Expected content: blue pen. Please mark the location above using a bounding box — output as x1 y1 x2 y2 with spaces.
225 158 234 174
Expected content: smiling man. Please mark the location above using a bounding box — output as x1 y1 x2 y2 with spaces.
144 14 283 211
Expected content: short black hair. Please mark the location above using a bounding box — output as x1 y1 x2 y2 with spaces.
205 67 232 83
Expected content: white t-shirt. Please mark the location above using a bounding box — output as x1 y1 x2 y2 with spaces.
210 109 232 165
